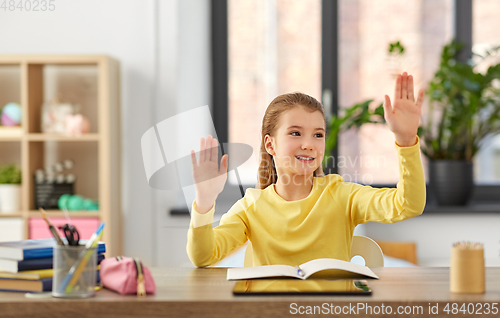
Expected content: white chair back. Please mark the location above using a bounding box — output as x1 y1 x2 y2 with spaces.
350 235 384 267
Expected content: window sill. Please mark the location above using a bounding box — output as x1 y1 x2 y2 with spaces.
423 202 500 214
169 183 500 215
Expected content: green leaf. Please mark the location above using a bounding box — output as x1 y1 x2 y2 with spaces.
0 164 22 184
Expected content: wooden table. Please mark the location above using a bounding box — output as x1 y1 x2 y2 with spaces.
0 267 499 318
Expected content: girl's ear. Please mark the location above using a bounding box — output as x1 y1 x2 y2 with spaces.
264 134 275 156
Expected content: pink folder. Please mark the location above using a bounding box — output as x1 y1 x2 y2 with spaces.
29 217 100 240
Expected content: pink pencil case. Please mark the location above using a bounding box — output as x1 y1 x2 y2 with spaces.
100 256 156 296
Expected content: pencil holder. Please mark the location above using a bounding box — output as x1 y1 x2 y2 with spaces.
52 245 97 298
450 245 485 294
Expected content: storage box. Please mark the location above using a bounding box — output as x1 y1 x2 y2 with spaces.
0 218 24 242
29 217 100 240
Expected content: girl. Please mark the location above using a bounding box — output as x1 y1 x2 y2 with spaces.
187 72 426 267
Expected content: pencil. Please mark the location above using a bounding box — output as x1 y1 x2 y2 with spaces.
39 208 65 246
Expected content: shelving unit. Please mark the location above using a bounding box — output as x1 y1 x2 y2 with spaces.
0 55 121 256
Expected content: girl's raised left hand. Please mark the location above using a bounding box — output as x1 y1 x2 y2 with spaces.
190 135 228 214
383 72 424 147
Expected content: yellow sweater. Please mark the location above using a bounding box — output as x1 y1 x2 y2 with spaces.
187 138 426 267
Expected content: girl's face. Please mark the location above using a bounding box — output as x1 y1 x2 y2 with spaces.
265 106 326 180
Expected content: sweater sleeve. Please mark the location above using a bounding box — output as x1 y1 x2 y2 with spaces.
331 136 426 226
186 199 250 267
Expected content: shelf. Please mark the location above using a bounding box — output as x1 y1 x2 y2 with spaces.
0 132 100 141
29 210 100 218
0 213 23 218
0 59 21 65
26 133 100 141
0 55 107 65
0 127 23 140
0 54 121 256
0 137 22 141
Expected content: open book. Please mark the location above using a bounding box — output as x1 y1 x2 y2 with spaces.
227 258 379 281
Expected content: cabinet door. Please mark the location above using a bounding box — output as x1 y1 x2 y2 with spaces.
0 218 24 242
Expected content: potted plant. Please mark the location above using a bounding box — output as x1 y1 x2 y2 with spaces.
325 40 500 206
0 164 22 213
420 40 500 205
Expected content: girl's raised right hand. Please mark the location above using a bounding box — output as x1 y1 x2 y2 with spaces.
190 135 228 214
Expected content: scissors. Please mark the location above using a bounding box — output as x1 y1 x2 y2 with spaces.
59 224 80 246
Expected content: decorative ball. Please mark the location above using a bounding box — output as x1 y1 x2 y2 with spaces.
58 194 71 210
82 198 99 210
67 195 85 211
1 103 22 126
58 194 98 211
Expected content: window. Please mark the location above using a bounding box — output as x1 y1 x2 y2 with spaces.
218 0 500 192
472 0 500 184
227 0 322 186
338 0 453 184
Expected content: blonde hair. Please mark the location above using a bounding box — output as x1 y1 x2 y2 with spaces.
257 92 326 190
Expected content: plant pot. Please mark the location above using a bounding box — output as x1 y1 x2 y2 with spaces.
428 160 473 206
0 184 22 213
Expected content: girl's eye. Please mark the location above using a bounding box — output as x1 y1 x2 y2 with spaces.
290 131 324 137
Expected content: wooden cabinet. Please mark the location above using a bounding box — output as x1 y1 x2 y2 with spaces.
0 55 121 256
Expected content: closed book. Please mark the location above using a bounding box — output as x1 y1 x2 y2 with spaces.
0 265 102 280
0 277 52 292
0 238 106 261
0 268 53 280
0 271 101 293
0 253 105 273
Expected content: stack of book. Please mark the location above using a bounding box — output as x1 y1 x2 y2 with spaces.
0 238 105 293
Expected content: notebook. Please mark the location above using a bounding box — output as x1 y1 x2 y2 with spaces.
0 277 52 292
0 268 53 280
0 253 106 273
0 238 105 261
0 271 101 292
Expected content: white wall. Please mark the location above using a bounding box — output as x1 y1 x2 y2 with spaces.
365 214 500 266
153 0 212 267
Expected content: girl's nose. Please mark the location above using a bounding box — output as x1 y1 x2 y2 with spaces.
301 141 313 150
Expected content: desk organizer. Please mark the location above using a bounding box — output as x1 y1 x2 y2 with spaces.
450 242 485 294
52 245 97 298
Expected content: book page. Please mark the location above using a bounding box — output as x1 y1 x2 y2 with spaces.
299 258 379 280
227 265 300 280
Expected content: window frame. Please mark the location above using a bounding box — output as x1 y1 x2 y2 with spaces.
211 0 500 206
